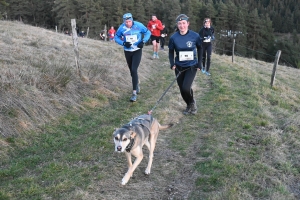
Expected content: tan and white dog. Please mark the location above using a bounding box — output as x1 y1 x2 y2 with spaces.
113 114 172 185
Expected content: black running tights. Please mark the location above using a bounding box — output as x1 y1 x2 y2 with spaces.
124 49 142 91
175 66 197 105
202 42 212 72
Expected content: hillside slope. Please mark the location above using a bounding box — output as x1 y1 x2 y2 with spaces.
1 21 300 199
0 20 155 137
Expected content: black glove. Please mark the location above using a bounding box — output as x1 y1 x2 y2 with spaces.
197 63 202 70
137 42 144 48
123 42 132 48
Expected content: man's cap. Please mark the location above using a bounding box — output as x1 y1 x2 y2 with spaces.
123 13 133 21
176 14 189 22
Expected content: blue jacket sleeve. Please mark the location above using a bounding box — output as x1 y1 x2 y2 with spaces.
143 29 151 43
115 25 125 46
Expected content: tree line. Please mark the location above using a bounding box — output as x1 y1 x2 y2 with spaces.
1 0 299 68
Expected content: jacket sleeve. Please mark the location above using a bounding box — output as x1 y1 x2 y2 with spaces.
210 27 215 40
198 28 204 41
115 25 124 46
147 21 152 30
156 20 164 31
141 24 151 43
196 35 203 69
168 37 175 68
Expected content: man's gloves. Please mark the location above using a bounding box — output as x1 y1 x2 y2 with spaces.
123 42 132 48
137 42 144 48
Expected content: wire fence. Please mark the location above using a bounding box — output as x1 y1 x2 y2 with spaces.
213 40 297 69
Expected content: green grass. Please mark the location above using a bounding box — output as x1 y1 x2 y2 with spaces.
1 23 300 199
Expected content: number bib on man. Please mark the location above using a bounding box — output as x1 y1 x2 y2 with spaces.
126 35 138 43
179 51 194 61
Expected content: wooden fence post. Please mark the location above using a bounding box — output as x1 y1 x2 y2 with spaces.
86 27 89 38
71 19 82 77
232 39 235 62
104 24 107 41
270 50 281 87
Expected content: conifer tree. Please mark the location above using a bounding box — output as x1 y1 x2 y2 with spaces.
5 0 34 22
164 0 181 35
214 1 230 55
246 8 262 58
52 0 78 32
181 0 202 32
133 0 147 24
0 0 8 6
76 0 104 38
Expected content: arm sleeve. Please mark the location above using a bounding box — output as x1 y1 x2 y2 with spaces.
211 27 215 40
115 26 124 46
168 37 175 68
141 23 151 43
196 36 203 69
169 49 175 69
198 28 204 41
146 21 151 30
156 20 164 30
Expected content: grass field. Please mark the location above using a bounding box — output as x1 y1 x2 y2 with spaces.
0 21 300 199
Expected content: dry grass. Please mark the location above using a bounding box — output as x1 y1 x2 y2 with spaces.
1 21 300 200
0 20 154 137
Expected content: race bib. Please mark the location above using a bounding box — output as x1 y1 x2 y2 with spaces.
152 24 156 29
203 38 211 42
161 34 165 37
179 51 194 61
111 33 114 36
125 35 138 43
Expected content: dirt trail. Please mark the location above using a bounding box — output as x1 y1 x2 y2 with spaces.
90 49 212 200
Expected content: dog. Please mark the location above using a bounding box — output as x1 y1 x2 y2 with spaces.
113 114 172 185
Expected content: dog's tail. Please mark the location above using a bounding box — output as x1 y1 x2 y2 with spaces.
158 123 174 130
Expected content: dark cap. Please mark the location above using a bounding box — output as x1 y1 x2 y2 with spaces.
176 14 189 22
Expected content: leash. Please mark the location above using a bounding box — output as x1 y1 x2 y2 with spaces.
148 67 189 115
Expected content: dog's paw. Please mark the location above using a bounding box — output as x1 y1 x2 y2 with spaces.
145 168 151 175
121 173 131 185
121 179 128 185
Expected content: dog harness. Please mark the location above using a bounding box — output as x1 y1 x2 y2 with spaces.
124 115 154 152
125 137 135 152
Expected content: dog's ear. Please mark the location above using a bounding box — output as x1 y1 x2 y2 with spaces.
130 131 136 139
113 128 118 135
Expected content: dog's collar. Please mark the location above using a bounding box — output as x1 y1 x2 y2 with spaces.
125 137 135 152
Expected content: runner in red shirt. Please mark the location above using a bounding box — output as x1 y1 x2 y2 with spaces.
147 14 163 59
108 26 116 42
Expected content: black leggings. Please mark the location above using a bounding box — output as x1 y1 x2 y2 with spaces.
175 66 197 105
202 42 212 72
124 49 142 91
160 37 165 48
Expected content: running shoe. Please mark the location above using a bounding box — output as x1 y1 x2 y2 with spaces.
156 54 159 59
152 53 156 59
183 104 191 115
130 94 137 102
190 100 197 115
205 71 211 76
136 84 140 94
202 68 206 74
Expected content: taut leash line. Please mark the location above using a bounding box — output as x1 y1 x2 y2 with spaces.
148 67 190 115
